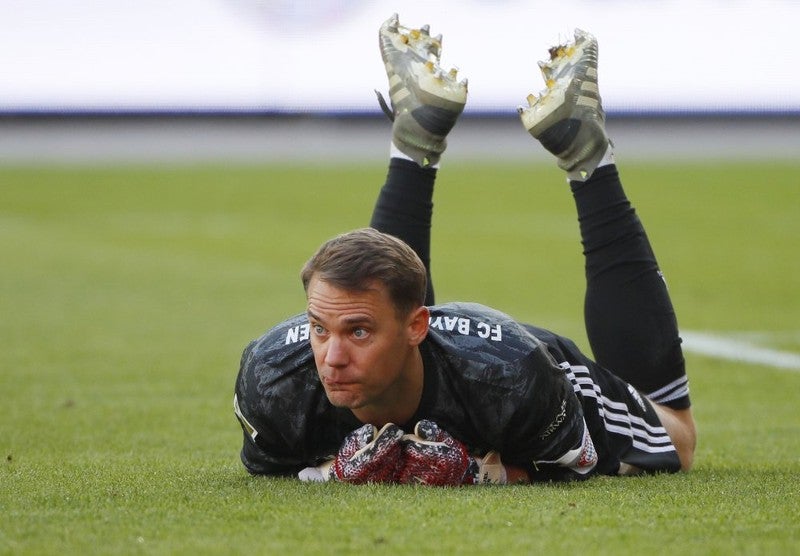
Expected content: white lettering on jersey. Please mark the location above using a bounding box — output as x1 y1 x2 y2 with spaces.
476 322 502 341
430 315 471 334
285 323 310 345
429 315 503 342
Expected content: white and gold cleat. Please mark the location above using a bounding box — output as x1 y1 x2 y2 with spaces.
518 29 610 181
377 13 468 167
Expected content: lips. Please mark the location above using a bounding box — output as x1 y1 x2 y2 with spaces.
322 376 356 389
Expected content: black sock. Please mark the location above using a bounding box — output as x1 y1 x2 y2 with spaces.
571 165 690 409
369 158 437 305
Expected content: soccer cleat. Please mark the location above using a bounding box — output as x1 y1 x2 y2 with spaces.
377 13 468 167
518 29 610 181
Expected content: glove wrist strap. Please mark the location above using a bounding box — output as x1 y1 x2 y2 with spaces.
471 451 508 484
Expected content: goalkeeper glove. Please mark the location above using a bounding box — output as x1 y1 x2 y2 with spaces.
398 420 507 485
298 423 403 484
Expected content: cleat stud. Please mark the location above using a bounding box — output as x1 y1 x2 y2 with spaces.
548 44 567 60
420 24 430 35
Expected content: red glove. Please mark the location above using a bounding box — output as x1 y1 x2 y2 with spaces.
321 423 404 484
398 420 484 486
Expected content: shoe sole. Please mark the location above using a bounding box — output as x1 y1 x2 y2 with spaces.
380 15 466 115
519 30 600 136
519 29 609 180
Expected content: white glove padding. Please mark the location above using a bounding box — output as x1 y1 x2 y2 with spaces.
298 423 404 484
298 463 332 482
474 451 508 485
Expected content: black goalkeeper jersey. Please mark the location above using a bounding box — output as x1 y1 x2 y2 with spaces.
234 302 680 481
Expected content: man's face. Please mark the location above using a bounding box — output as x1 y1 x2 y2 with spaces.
306 276 425 418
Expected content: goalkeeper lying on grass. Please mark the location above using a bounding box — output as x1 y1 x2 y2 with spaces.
233 14 696 485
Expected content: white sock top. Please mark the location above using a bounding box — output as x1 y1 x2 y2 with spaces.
390 141 440 169
596 142 616 169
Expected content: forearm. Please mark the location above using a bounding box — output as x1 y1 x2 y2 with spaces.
503 464 531 484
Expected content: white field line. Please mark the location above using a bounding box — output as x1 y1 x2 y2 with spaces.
682 331 800 371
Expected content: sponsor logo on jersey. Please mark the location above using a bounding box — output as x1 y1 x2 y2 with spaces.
538 399 567 440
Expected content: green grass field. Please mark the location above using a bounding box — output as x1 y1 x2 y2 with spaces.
2 160 799 554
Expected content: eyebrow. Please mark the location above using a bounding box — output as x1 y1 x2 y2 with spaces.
306 310 374 327
342 316 374 326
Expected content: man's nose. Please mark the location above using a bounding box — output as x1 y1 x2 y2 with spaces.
324 336 349 367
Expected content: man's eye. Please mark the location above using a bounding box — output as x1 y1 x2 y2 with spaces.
312 324 325 335
352 328 368 339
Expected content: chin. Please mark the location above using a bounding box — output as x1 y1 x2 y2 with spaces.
325 391 362 409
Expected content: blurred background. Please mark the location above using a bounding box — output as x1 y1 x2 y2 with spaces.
1 0 798 164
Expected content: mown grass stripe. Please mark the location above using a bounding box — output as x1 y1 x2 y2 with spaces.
683 330 800 371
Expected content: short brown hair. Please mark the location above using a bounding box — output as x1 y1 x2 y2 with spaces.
301 228 427 317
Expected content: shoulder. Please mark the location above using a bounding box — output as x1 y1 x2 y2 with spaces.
418 304 574 455
234 314 340 470
236 313 318 406
424 302 579 403
426 302 547 365
241 313 313 369
422 302 565 406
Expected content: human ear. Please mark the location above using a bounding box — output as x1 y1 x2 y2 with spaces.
406 306 430 346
